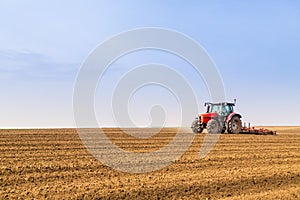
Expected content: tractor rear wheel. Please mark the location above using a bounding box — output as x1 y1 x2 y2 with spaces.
191 119 203 133
207 119 221 134
228 116 242 134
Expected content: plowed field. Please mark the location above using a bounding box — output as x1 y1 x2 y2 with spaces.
1 127 299 199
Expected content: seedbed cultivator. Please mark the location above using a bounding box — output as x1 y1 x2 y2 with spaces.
240 123 276 135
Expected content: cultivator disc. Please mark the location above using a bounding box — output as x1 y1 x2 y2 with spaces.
240 126 276 135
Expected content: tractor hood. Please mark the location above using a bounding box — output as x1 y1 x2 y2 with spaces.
201 112 217 118
200 112 217 123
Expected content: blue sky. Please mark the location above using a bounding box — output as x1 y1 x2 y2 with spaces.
0 1 299 128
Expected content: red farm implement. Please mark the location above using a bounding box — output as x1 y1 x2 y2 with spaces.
240 123 276 135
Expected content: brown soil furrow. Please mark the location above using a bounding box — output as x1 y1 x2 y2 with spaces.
1 128 299 199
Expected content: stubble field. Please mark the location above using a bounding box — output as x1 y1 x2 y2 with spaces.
0 127 300 199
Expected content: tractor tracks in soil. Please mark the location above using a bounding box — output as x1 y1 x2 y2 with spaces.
0 128 299 199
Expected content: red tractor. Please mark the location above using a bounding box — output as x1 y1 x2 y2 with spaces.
191 99 242 134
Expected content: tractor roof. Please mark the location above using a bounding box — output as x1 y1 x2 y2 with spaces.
204 102 235 106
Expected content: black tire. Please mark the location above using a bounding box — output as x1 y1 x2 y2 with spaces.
191 119 203 133
207 119 221 134
221 126 226 133
228 116 242 134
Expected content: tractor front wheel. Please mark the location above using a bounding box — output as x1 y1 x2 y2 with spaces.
207 119 221 134
228 116 242 134
191 119 203 133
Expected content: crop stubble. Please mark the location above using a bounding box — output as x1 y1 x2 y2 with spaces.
0 128 299 199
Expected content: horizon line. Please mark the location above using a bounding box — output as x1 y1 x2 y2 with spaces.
1 124 300 129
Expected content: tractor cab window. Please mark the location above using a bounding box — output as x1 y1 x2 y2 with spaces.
210 105 221 113
224 105 233 115
209 104 233 115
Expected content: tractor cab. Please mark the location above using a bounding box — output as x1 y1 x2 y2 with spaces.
205 103 234 116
